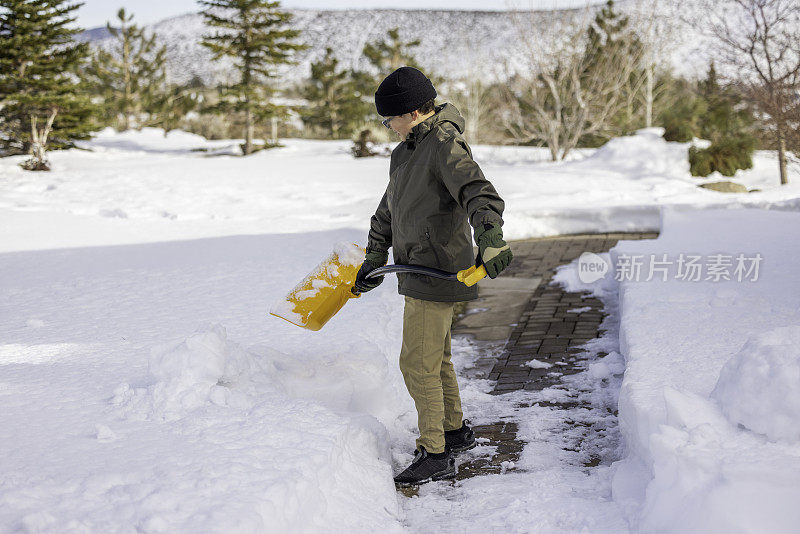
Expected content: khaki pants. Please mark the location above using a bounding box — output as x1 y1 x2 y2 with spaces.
399 295 465 454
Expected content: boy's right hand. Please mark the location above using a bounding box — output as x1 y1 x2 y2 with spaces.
475 223 512 279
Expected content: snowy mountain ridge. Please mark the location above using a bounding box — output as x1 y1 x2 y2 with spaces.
78 1 711 89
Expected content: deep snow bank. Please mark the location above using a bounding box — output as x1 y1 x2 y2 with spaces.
574 127 689 180
0 231 412 533
112 324 271 422
106 324 405 533
608 207 800 533
712 325 800 443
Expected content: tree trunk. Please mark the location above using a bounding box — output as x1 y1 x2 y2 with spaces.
245 107 254 155
645 65 654 129
548 141 558 162
24 109 57 171
777 128 789 185
328 85 338 138
123 30 132 131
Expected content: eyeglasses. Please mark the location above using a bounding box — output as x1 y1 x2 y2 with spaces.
382 116 397 129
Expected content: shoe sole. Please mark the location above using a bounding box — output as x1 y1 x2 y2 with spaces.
448 440 477 454
394 466 457 487
409 440 476 456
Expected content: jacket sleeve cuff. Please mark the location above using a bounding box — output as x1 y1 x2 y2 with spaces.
365 245 390 265
472 215 503 237
365 244 390 255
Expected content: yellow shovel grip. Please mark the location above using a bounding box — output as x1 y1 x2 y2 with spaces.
456 265 487 287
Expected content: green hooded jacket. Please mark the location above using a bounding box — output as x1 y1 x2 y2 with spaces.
367 102 506 302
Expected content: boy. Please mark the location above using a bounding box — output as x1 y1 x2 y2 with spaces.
353 66 512 486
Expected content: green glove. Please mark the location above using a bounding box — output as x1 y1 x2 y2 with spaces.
474 223 512 279
365 249 389 268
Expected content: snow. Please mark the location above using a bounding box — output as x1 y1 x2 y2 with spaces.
712 326 800 443
0 229 409 532
112 324 261 422
588 353 626 381
2 125 800 532
332 241 364 266
525 358 553 369
552 207 800 534
399 338 631 534
2 127 799 254
567 306 592 313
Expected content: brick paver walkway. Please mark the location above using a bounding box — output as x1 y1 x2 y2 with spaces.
454 232 658 479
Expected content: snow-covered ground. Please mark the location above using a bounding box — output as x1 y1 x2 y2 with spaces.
555 207 800 533
1 228 413 532
2 127 799 252
1 127 799 532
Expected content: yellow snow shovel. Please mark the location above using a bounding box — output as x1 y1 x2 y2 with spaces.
270 243 487 331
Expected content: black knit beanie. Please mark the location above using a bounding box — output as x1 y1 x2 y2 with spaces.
374 66 437 117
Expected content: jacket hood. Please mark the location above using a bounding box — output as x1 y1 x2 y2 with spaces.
407 102 465 147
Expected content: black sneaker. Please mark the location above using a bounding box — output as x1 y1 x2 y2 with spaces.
445 419 476 454
393 446 456 486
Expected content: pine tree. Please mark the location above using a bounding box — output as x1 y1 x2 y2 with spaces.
357 26 441 126
363 27 422 73
301 47 371 139
700 61 720 101
581 0 646 142
660 64 756 176
359 26 427 96
697 61 755 143
659 77 707 143
0 0 99 170
689 62 757 177
83 8 168 131
199 0 307 155
584 0 631 70
149 83 201 136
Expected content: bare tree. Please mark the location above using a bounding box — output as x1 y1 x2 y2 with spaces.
629 0 681 128
440 31 506 144
22 108 57 171
702 0 800 185
445 78 496 143
499 10 644 161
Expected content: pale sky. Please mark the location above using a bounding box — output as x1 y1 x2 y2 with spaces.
75 0 602 29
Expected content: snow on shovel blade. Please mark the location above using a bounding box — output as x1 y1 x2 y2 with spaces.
269 243 365 331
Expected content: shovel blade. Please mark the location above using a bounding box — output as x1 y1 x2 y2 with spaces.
270 243 364 331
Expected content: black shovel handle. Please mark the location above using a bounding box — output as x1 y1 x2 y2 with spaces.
365 264 459 281
350 264 459 296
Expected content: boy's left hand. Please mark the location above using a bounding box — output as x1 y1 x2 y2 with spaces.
475 223 512 279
